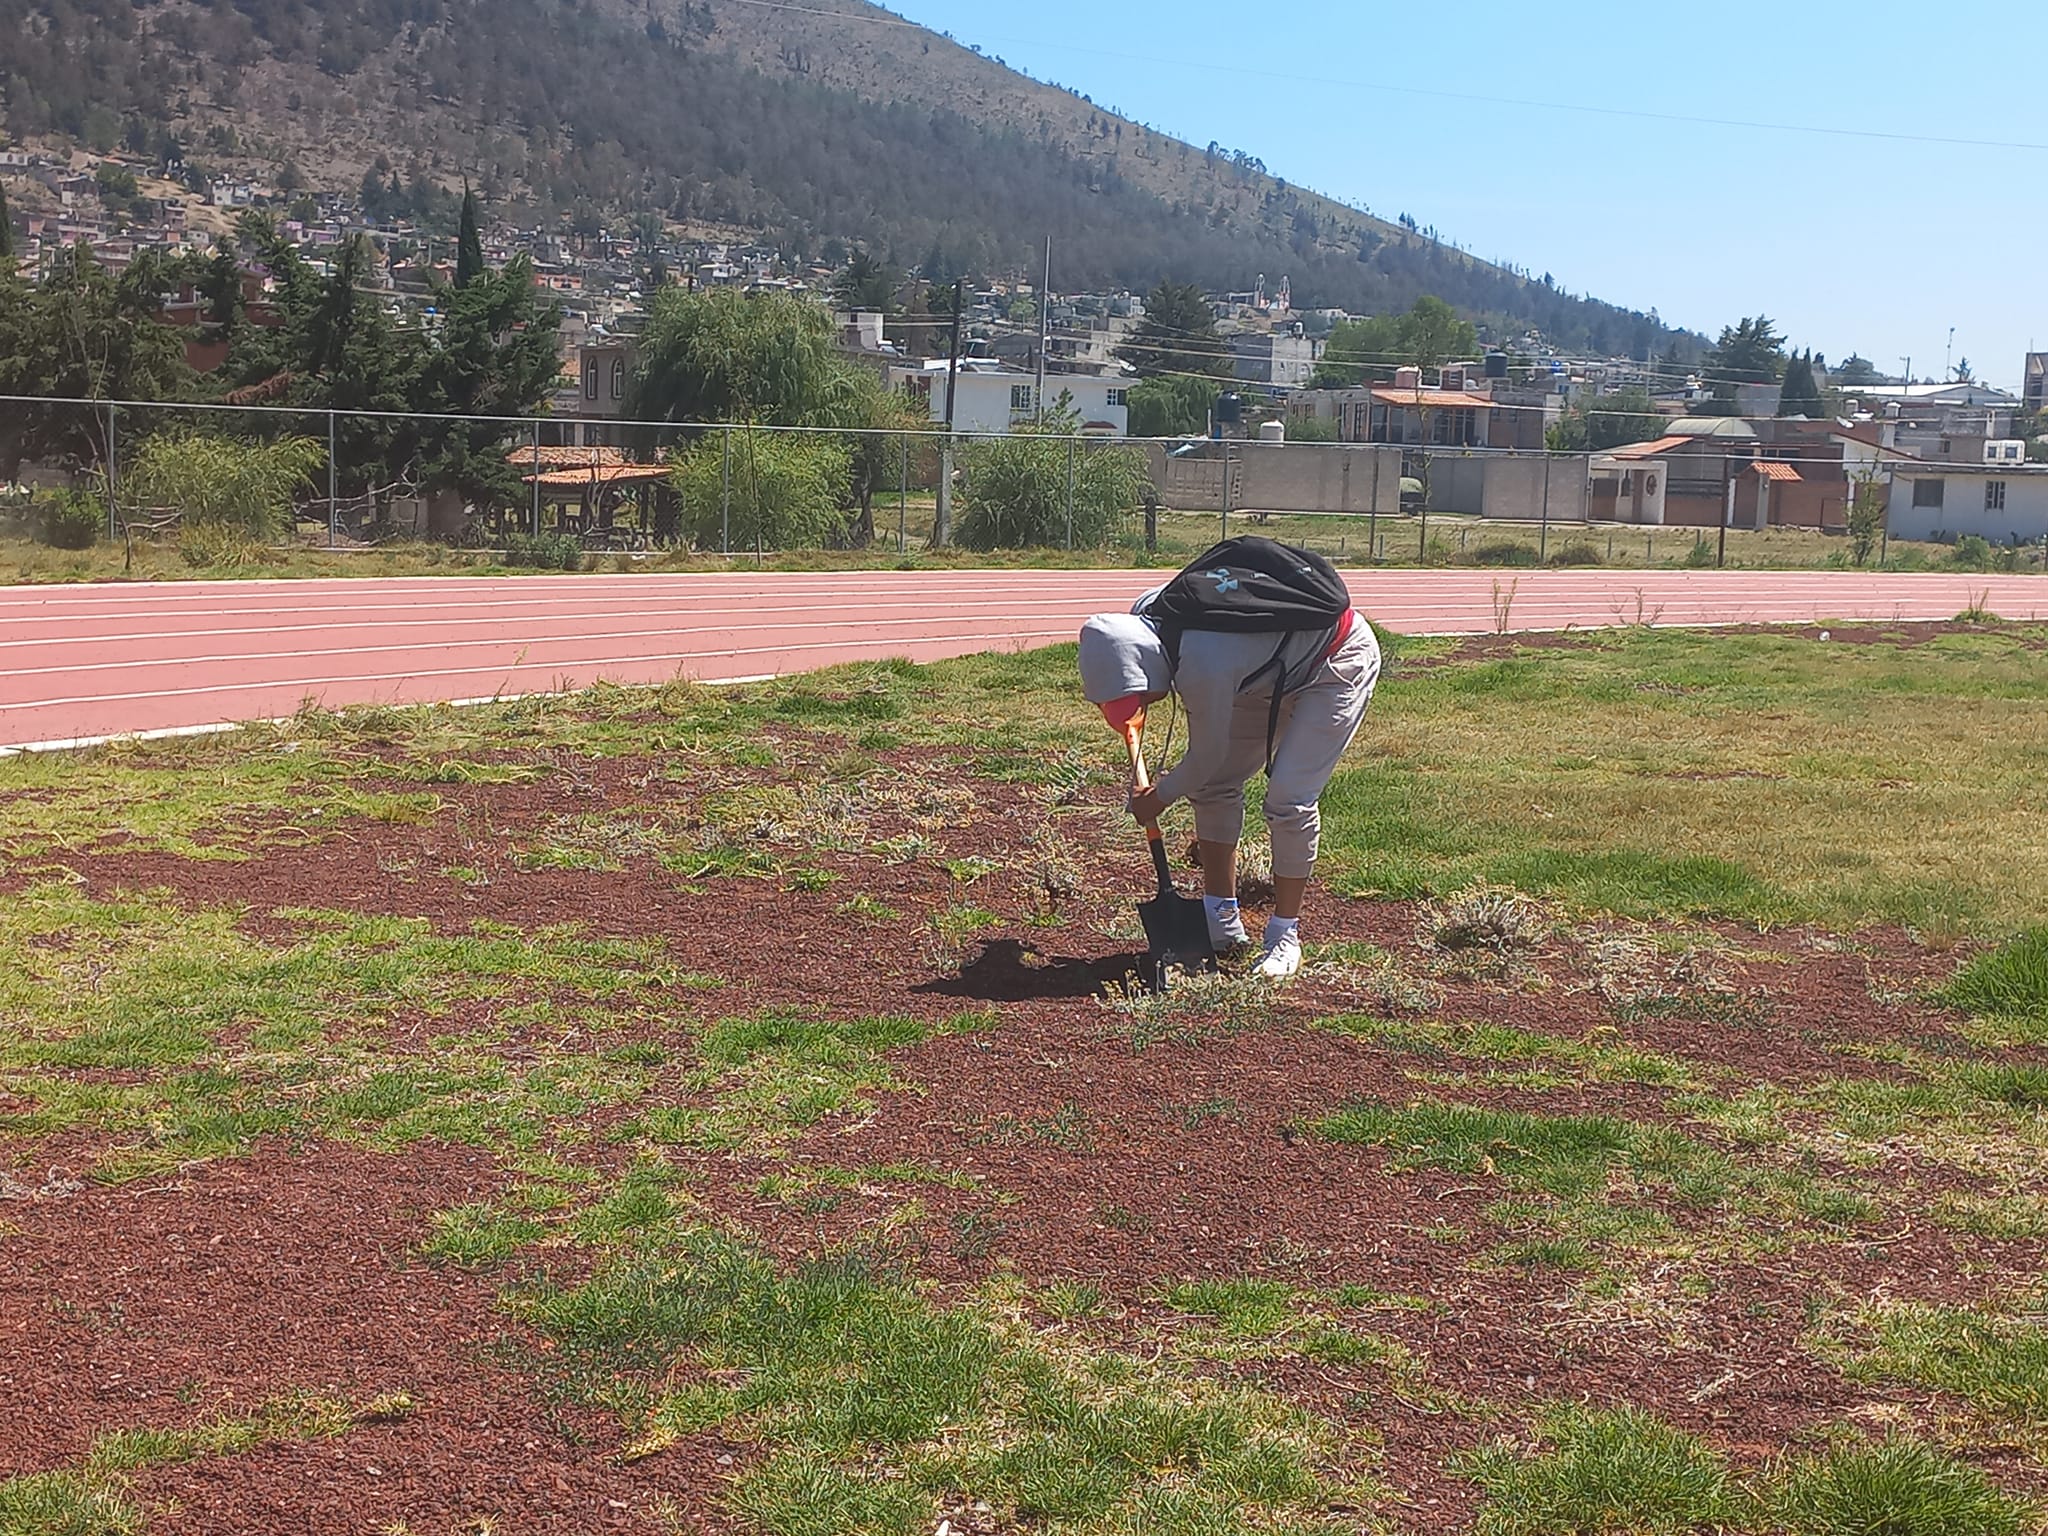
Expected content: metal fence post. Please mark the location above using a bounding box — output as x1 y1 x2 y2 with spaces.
898 433 909 554
1065 436 1076 549
720 426 732 556
328 410 339 547
1368 452 1380 564
105 403 118 541
1539 453 1551 563
1220 438 1231 541
531 421 542 538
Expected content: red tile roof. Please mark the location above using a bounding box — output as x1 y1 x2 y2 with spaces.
1607 435 1695 460
522 464 671 488
1750 460 1803 482
1367 388 1496 409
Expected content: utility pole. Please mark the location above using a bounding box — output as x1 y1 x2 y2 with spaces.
1035 236 1050 425
933 279 964 549
1945 328 1955 382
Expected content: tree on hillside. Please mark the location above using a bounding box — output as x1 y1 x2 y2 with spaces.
1547 387 1664 452
0 244 192 477
1702 316 1785 415
1126 375 1219 438
1836 353 1879 388
1779 350 1824 418
629 288 862 427
831 250 899 313
0 185 12 264
1310 297 1477 388
456 181 485 288
1400 295 1477 379
1119 280 1228 380
1312 313 1403 387
417 254 562 503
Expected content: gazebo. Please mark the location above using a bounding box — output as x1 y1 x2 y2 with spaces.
503 447 678 547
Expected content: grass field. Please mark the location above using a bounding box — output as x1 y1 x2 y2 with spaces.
3 625 2047 1533
0 508 2010 584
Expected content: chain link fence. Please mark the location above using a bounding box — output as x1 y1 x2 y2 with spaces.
10 393 2026 573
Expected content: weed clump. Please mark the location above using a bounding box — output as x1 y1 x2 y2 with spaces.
1096 967 1277 1051
1425 884 1548 958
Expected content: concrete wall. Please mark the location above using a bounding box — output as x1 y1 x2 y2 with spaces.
1147 442 1588 522
1887 471 2048 542
1147 442 1397 515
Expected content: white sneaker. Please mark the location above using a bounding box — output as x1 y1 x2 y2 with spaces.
1256 924 1303 980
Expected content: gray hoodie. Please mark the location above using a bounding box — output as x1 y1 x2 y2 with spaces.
1076 594 1352 806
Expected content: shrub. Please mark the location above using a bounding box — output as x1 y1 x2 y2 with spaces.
670 428 850 551
1467 539 1538 568
178 522 267 569
1548 540 1603 566
1950 534 1993 571
1683 535 1717 568
126 430 325 538
956 425 1148 550
35 488 105 549
501 533 586 570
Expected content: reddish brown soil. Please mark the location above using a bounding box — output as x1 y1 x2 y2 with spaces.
6 715 2042 1529
0 1143 739 1531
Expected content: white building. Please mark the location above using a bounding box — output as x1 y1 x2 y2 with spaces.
1887 464 2048 543
888 359 1130 436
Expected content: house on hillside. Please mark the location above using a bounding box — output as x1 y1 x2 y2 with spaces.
888 359 1129 436
1887 463 2048 544
1232 329 1321 390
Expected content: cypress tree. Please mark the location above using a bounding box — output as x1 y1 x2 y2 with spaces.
0 184 13 262
455 181 484 287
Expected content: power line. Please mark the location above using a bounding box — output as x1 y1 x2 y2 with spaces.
712 0 2048 154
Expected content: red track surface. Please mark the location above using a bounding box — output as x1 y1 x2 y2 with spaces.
3 569 2043 751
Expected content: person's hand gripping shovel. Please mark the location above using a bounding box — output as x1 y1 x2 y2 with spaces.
1107 698 1215 993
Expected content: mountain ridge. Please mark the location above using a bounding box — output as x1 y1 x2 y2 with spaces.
0 0 1694 353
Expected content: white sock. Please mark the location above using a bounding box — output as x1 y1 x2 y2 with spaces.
1263 916 1301 948
1204 895 1246 940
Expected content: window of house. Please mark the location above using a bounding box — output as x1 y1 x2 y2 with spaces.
611 359 625 400
1011 384 1034 411
583 358 598 400
1911 479 1945 509
1987 480 2007 511
1105 389 1127 407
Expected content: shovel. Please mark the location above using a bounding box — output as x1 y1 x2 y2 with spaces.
1120 715 1216 992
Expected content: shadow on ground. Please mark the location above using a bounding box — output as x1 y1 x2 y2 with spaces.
918 938 1144 1002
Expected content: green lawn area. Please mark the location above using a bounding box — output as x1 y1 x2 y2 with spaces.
5 624 2048 1534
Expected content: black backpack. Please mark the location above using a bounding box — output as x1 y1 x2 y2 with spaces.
1141 536 1354 771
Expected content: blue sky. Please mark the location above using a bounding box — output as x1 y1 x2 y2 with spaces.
883 0 2045 390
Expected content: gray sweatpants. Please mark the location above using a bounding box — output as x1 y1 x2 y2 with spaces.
1182 623 1381 879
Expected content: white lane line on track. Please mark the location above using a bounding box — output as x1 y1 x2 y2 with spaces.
0 574 1164 612
0 598 1961 658
0 676 786 757
3 613 1109 684
0 630 1079 714
0 599 1129 650
2 569 2037 614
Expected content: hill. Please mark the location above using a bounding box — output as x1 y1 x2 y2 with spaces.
0 0 1688 352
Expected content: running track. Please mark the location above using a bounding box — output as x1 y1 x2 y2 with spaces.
2 569 2043 752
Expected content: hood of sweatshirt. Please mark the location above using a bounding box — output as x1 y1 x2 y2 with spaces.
1077 612 1171 705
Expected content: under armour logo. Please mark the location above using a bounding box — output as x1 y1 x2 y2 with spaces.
1207 569 1239 594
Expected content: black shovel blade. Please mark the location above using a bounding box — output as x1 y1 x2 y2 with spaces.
1137 887 1216 991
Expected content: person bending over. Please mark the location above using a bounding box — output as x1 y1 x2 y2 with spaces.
1078 564 1380 979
